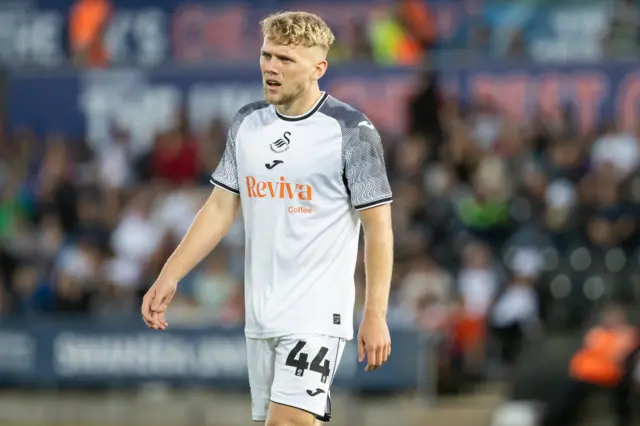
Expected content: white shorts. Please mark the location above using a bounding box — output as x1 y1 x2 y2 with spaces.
246 334 346 422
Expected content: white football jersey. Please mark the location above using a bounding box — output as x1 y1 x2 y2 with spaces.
211 93 392 340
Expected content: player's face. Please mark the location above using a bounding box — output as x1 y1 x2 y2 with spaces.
260 38 326 105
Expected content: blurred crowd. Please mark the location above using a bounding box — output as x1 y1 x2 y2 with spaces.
395 71 640 391
0 113 244 323
1 69 639 392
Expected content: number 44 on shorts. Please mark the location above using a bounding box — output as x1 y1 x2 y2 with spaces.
285 341 331 383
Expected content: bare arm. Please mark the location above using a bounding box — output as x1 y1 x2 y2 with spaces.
336 114 394 369
341 116 393 319
158 187 240 283
143 107 246 330
360 203 393 319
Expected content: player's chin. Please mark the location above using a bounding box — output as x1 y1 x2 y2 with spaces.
263 89 285 104
263 93 280 105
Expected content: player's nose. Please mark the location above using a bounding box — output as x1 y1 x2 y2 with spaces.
263 67 280 78
262 60 280 75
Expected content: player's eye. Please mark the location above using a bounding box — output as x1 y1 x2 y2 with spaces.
261 52 271 60
281 57 293 63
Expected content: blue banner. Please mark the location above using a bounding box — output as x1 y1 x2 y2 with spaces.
6 66 415 145
0 0 469 68
479 1 611 62
0 0 615 67
0 320 427 390
6 61 640 141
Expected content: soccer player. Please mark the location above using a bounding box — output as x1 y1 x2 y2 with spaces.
141 11 393 426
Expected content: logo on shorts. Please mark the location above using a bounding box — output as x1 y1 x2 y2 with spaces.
306 388 326 397
333 314 341 325
270 131 291 153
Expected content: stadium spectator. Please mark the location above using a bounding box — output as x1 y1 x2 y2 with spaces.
396 0 437 57
454 156 512 246
490 248 542 369
407 70 444 158
151 129 200 184
369 4 429 66
33 138 78 235
69 0 112 68
455 241 498 376
542 304 637 426
398 253 453 330
52 234 102 313
109 188 168 291
590 120 640 181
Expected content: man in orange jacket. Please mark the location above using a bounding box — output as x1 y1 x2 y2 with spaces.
69 0 111 68
543 304 638 426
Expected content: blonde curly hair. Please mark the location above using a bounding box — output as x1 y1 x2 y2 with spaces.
260 11 335 52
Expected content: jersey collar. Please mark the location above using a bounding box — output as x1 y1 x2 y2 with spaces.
275 92 328 122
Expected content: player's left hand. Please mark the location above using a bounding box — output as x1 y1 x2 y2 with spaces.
357 313 391 372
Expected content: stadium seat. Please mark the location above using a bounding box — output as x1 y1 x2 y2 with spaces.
546 273 573 330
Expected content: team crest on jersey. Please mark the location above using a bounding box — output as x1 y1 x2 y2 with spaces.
270 131 291 153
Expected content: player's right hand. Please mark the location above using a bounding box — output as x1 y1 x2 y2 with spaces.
141 277 177 330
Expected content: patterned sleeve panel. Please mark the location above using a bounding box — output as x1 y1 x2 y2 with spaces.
210 101 267 194
342 120 393 210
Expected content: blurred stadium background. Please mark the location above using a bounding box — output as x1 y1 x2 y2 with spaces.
0 0 640 425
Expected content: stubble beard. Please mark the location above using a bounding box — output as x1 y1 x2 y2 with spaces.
263 81 305 106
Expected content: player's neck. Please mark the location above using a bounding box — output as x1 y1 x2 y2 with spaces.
276 87 324 117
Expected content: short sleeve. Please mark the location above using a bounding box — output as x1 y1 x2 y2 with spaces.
343 121 392 210
210 114 242 194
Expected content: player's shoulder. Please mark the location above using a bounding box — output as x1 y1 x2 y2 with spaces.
229 101 271 135
235 100 270 121
319 95 370 130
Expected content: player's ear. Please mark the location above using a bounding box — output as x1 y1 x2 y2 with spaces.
313 59 328 81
